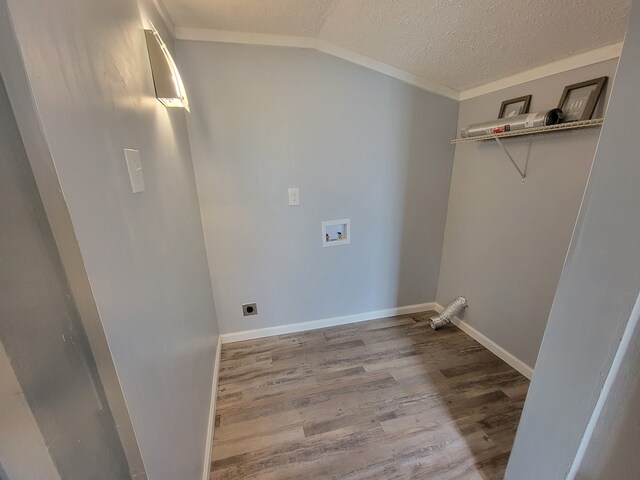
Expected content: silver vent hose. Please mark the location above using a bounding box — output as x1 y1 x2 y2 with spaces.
430 297 468 330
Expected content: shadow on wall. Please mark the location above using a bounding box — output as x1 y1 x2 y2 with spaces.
394 88 455 309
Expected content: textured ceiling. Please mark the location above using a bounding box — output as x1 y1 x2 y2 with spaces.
162 0 631 91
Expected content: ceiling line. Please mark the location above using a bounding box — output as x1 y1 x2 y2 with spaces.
174 27 459 100
174 27 623 102
459 43 623 100
151 0 175 36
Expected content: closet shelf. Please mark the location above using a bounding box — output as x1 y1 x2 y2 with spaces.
450 118 604 183
450 118 604 144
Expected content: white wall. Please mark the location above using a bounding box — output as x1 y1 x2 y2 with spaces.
437 59 618 369
0 1 219 479
505 1 640 476
177 41 459 334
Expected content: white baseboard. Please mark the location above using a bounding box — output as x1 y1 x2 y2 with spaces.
434 303 533 379
220 302 438 344
202 335 222 480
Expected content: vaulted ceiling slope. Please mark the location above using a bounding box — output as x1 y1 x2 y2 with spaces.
161 0 631 93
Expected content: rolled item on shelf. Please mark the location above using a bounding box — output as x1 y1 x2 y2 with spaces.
461 108 564 138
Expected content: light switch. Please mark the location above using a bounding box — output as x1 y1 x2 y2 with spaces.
288 187 300 206
124 149 145 194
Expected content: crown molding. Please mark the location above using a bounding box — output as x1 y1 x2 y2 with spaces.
174 27 624 103
152 0 176 36
175 28 318 49
459 43 623 100
174 27 460 100
317 40 459 100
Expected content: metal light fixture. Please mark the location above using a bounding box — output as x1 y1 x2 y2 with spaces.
145 24 190 112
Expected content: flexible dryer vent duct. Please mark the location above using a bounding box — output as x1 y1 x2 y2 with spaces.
430 297 468 330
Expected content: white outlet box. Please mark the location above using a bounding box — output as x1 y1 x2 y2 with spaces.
322 219 350 247
288 187 300 206
124 149 145 194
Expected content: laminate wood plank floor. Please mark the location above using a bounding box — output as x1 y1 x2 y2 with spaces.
210 311 529 480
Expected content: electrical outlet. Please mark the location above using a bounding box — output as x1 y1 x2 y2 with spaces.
242 303 258 316
288 187 300 206
124 148 145 193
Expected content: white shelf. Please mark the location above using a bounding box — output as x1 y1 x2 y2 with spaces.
451 118 604 144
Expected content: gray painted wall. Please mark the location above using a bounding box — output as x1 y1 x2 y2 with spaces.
505 1 639 477
0 76 68 480
177 41 458 334
574 294 640 480
0 4 146 475
0 73 129 479
0 1 219 479
0 342 61 480
437 59 618 369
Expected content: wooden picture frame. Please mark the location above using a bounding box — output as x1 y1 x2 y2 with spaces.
557 77 607 122
498 95 532 119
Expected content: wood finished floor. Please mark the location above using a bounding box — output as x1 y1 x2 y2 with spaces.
210 311 529 480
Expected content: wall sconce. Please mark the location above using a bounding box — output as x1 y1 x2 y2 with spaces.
144 24 190 111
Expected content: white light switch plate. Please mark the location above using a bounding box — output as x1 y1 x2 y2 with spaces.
124 149 145 194
288 187 300 206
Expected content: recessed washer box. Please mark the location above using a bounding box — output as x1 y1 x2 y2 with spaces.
322 219 350 247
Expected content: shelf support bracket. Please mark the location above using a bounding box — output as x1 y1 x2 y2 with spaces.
494 136 528 182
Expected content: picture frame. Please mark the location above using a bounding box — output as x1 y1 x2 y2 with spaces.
498 95 532 119
557 77 607 122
